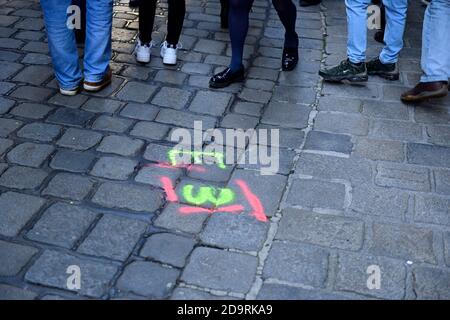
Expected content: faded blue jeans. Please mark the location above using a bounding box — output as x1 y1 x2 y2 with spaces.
420 0 450 83
40 0 113 90
345 0 408 64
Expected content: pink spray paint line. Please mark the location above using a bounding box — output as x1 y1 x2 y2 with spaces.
234 179 268 222
145 162 207 173
160 176 178 202
178 204 245 215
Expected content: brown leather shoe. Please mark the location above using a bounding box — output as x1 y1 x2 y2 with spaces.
83 68 112 92
401 81 448 103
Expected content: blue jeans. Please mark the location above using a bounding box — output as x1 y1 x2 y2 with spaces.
420 0 450 83
345 0 407 64
40 0 113 90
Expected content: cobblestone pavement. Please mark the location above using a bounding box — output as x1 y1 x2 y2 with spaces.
1 0 450 300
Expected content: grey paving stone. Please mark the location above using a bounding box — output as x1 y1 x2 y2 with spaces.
143 143 175 163
0 81 16 95
7 142 54 168
272 86 316 105
444 232 450 267
412 267 450 300
22 41 49 54
200 212 269 251
335 252 406 299
116 81 157 103
0 240 38 276
116 261 179 298
0 285 37 300
181 62 212 75
16 122 61 142
26 202 97 248
239 88 272 104
375 162 430 191
12 65 53 85
263 241 329 287
97 135 143 157
0 166 48 190
257 284 349 300
362 100 409 120
350 183 410 219
0 191 46 237
233 101 263 117
194 39 226 54
317 96 362 113
189 90 232 116
50 150 96 173
304 131 353 154
414 105 450 124
47 92 89 109
25 250 118 298
370 119 423 142
0 97 15 114
10 85 53 101
262 101 311 129
414 195 450 226
21 53 51 65
181 247 257 293
229 169 287 217
81 98 122 114
154 70 188 85
42 173 95 201
276 208 364 250
435 169 450 195
140 233 196 268
47 108 95 127
353 137 405 162
426 125 450 147
171 287 231 300
78 215 147 261
0 61 23 80
407 143 450 168
90 156 137 180
154 203 209 234
120 65 152 80
0 118 23 137
130 121 170 140
370 223 436 264
315 112 369 136
287 178 346 210
92 115 133 133
152 87 192 110
0 15 19 27
156 109 216 129
120 102 159 121
10 102 53 119
92 182 163 213
220 113 259 130
56 128 102 150
15 17 44 31
322 83 380 99
187 163 234 182
135 164 182 188
0 137 13 155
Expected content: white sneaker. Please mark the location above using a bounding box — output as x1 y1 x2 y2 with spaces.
160 41 181 66
60 86 80 96
134 39 152 64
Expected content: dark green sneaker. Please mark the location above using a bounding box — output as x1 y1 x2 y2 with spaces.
319 59 368 82
366 57 399 80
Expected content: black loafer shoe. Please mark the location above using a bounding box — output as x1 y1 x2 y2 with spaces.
282 47 298 71
209 66 245 88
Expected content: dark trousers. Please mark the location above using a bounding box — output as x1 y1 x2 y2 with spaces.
139 0 186 45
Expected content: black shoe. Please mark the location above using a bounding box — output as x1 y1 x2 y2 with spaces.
209 66 245 88
129 0 139 8
366 57 399 81
319 59 368 82
282 47 298 71
299 0 321 7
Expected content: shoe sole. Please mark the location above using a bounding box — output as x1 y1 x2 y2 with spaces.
59 88 79 96
83 79 112 92
319 73 368 83
209 76 245 89
368 71 399 81
401 88 448 103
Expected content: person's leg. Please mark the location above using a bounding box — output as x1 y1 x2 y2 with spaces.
272 0 298 48
40 0 82 91
379 0 407 64
228 0 254 71
166 0 186 45
139 0 157 44
346 0 371 64
83 0 113 88
420 0 450 83
401 0 449 102
220 0 229 29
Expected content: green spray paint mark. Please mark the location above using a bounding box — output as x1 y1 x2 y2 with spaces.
182 185 235 207
167 149 226 169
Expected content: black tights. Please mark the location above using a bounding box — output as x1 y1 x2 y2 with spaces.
229 0 298 70
139 0 186 45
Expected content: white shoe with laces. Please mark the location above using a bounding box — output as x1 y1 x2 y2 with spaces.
160 41 181 65
134 39 152 64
